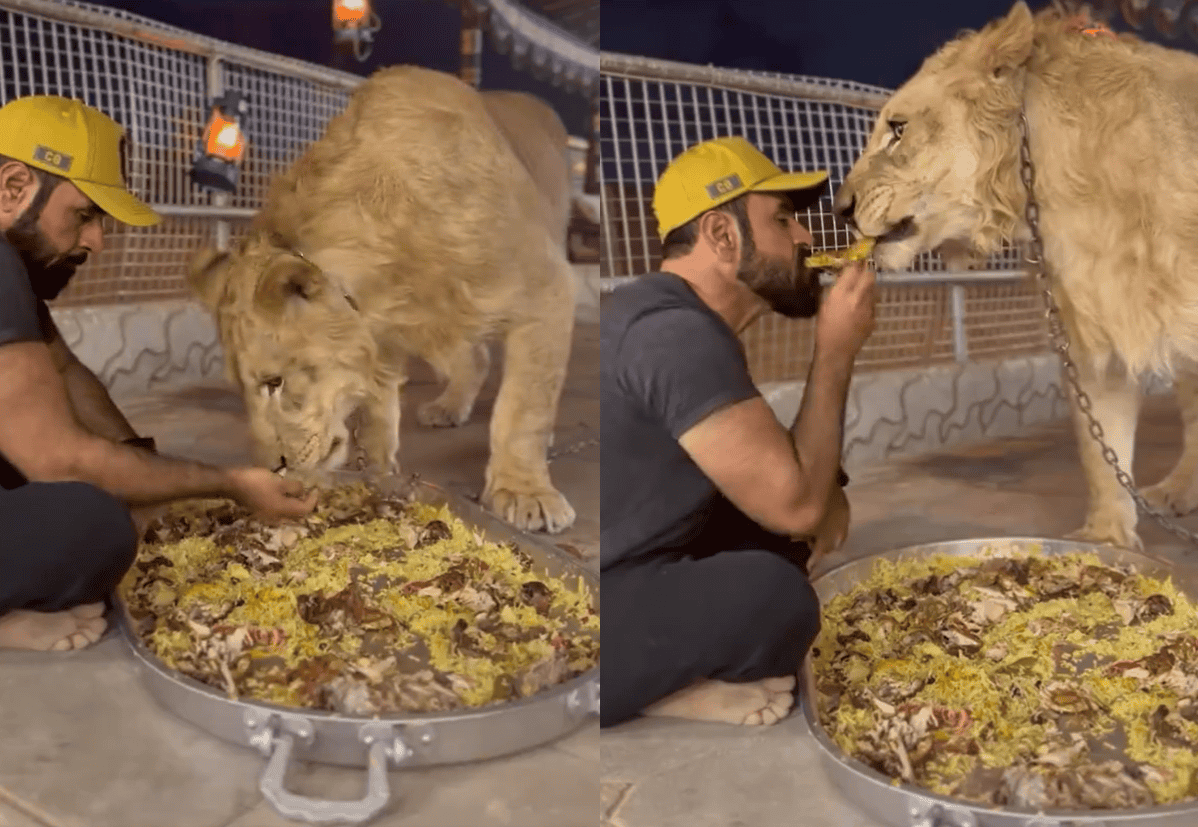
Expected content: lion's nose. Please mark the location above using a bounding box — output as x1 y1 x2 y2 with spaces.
833 188 856 220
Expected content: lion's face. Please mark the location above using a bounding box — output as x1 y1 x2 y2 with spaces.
835 83 991 271
232 326 369 472
189 234 380 472
833 1 1036 271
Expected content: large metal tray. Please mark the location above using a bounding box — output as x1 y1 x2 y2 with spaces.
116 474 600 825
800 537 1198 827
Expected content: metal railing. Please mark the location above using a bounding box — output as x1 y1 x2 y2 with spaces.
599 52 1048 383
0 0 591 307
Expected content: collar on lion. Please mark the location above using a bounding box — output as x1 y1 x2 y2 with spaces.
290 248 361 313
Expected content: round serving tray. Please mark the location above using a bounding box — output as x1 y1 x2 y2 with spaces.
800 537 1198 827
116 475 600 825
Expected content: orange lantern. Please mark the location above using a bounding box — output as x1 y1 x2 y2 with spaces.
332 0 380 61
191 91 249 193
333 0 370 29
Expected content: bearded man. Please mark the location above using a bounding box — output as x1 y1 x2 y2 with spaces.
0 96 316 654
600 136 877 728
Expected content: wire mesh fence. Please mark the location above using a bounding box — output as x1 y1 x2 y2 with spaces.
0 0 591 309
599 52 1052 384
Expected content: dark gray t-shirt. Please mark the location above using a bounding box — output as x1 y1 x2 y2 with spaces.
0 236 53 489
601 273 767 570
601 272 848 571
0 236 46 348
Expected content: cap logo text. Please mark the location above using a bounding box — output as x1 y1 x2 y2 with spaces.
33 145 72 173
705 174 742 200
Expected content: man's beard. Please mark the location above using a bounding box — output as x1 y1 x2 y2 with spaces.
736 234 822 319
6 203 88 301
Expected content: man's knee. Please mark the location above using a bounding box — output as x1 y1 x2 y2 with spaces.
734 551 821 661
61 482 139 578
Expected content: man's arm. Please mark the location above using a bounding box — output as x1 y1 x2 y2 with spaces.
678 348 854 539
40 304 140 443
0 340 235 505
677 264 874 538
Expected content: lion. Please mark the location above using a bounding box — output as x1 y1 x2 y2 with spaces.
833 1 1198 551
187 65 579 534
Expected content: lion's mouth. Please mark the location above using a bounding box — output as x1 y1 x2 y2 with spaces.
877 216 916 244
322 436 346 467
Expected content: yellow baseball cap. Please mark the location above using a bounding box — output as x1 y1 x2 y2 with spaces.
653 135 828 240
0 95 160 227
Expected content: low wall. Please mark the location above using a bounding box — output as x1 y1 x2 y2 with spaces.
761 357 1173 471
53 263 603 398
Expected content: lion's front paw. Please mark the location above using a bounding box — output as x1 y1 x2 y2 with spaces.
482 483 576 534
1139 480 1198 517
417 399 470 428
1065 513 1142 551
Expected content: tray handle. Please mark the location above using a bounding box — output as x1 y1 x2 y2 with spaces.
247 712 411 826
908 800 978 827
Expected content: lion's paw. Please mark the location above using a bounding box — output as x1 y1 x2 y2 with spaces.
1139 480 1198 518
416 399 470 428
483 485 576 534
1065 515 1142 552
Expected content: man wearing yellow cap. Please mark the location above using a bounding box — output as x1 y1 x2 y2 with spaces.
601 136 877 728
0 96 317 653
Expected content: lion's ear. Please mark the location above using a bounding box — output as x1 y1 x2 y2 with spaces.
188 247 232 310
252 256 327 317
981 1 1034 79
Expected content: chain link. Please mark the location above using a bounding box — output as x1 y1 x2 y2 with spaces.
548 436 599 462
346 418 597 468
1018 111 1198 547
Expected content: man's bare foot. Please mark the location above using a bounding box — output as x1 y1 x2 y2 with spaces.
0 602 108 651
641 675 797 726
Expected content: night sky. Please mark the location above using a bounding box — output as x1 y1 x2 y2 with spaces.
83 0 592 136
600 0 1198 89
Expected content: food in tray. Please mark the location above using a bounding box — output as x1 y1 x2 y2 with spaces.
118 482 599 715
804 236 876 270
812 542 1198 810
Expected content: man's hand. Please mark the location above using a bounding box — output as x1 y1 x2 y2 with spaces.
227 467 319 521
806 485 850 573
815 261 876 357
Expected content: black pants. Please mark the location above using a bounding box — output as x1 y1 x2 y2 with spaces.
600 499 822 728
0 481 139 615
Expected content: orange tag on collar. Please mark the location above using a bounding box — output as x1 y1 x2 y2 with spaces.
1081 24 1116 38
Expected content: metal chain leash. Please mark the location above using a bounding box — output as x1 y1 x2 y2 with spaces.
346 418 596 467
548 436 599 462
1018 111 1198 547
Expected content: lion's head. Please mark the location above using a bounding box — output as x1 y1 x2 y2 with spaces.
189 232 384 472
834 1 1041 272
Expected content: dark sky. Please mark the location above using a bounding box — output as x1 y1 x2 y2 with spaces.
84 0 592 135
599 0 1198 89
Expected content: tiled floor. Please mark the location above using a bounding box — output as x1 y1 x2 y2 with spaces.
601 392 1198 827
0 323 599 827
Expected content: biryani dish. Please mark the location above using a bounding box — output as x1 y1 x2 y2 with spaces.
118 482 599 715
804 236 876 270
812 543 1198 810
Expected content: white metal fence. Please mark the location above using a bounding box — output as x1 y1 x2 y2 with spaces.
599 52 1050 383
0 0 590 307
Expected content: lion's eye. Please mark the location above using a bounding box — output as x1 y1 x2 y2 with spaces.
262 376 284 393
888 120 906 141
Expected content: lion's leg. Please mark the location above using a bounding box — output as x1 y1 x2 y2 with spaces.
356 377 404 475
1064 356 1143 550
481 279 576 534
417 340 490 428
1140 368 1198 516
